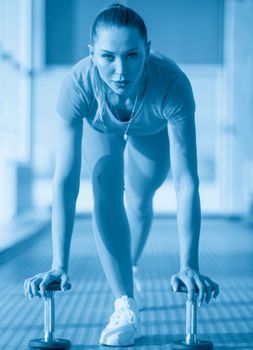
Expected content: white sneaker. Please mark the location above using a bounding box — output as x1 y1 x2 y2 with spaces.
100 295 141 346
133 266 144 310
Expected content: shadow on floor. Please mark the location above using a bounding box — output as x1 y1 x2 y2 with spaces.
69 332 253 349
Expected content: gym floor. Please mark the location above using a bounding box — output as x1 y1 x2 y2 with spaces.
0 216 253 350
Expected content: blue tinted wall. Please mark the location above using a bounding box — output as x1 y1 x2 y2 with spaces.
45 0 224 65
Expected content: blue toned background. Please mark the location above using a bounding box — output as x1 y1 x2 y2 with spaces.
0 0 253 231
0 0 253 252
1 1 253 349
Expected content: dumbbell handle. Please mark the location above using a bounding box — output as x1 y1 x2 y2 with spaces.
172 284 199 345
45 281 72 292
42 282 71 342
186 297 198 344
174 284 199 294
44 291 55 342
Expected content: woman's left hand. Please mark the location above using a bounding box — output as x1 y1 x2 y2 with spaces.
170 267 219 306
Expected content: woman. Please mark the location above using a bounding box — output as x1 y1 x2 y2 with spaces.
24 3 219 347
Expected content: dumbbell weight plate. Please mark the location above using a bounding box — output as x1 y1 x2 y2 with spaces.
29 338 71 349
171 340 213 349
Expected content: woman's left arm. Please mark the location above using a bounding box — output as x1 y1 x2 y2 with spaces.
168 115 219 305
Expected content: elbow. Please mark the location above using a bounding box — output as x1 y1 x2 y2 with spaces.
53 176 80 199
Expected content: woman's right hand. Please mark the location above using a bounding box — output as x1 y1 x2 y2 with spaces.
24 268 70 299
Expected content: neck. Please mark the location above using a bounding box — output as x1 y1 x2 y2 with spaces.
107 70 146 105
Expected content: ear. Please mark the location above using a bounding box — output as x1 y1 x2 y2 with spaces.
146 40 151 59
88 44 95 62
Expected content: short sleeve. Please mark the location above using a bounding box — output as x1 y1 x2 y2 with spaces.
56 71 89 121
162 73 196 124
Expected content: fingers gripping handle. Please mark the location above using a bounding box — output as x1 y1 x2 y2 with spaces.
45 281 72 292
173 284 199 294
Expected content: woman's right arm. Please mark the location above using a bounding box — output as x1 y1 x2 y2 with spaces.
24 116 83 298
51 116 83 273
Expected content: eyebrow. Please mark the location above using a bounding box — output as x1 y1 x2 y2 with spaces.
101 47 138 54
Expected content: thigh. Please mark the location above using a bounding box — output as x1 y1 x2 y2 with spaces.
82 119 126 193
126 127 170 197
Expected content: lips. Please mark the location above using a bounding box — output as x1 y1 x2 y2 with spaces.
112 80 130 88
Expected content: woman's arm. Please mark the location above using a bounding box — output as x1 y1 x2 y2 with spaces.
168 115 200 271
168 115 219 304
51 116 83 272
24 115 83 299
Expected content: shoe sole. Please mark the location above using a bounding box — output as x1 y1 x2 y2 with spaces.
100 329 141 346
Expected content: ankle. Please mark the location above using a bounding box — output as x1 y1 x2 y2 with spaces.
132 265 138 273
116 295 135 303
115 295 139 310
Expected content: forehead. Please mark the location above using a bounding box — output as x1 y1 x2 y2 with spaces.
94 25 145 52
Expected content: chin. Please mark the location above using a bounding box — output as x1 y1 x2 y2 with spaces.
115 89 129 96
109 86 131 96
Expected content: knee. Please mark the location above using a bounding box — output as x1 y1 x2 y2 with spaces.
126 192 153 216
91 156 125 200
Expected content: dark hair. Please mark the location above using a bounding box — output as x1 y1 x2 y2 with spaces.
90 3 148 44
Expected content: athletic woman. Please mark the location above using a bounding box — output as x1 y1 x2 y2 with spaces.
24 3 219 346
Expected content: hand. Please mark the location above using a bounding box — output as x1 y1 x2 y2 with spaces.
170 267 219 306
24 268 70 299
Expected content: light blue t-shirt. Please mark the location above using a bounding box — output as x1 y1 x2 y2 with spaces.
56 51 196 136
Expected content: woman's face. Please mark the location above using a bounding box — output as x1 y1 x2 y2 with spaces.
90 26 150 96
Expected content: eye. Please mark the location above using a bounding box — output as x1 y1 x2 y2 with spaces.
102 54 114 62
127 52 138 58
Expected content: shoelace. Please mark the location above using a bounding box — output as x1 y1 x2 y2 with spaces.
110 306 136 325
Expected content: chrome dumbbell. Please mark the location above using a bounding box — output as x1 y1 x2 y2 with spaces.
171 285 213 350
28 281 71 349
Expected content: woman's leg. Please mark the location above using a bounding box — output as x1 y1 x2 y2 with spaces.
83 120 133 298
125 127 170 266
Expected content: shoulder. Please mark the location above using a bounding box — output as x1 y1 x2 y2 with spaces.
58 56 94 109
146 51 192 98
147 52 195 123
147 51 184 79
62 55 92 90
145 51 195 118
56 56 93 121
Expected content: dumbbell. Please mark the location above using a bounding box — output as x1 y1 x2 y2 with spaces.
29 281 72 349
171 284 213 349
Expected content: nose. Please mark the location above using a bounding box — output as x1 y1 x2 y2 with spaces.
114 58 126 78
